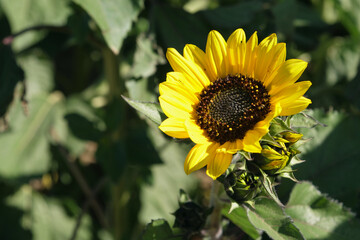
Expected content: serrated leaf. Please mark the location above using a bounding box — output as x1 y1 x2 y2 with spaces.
285 182 360 240
0 46 24 117
295 109 360 209
290 111 326 129
122 95 164 125
261 133 281 147
0 0 72 51
246 198 304 240
269 118 293 136
73 0 144 54
0 92 63 178
222 204 261 240
256 167 283 207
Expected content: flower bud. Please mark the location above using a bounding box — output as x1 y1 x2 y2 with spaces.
254 131 303 174
255 144 290 173
173 190 211 231
281 131 303 145
223 170 261 202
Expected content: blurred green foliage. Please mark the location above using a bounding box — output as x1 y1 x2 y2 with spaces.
0 0 360 239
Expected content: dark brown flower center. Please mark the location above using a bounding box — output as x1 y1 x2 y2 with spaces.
195 74 271 144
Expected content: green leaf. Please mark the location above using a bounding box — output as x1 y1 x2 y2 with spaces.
200 1 263 29
257 168 284 207
272 0 296 37
0 92 63 178
130 34 164 79
222 204 261 240
290 111 326 129
246 197 304 240
0 46 24 117
293 109 360 209
141 219 179 240
153 5 209 51
0 202 31 239
6 185 92 240
269 117 293 136
122 95 164 125
325 38 360 86
333 0 360 38
73 0 144 54
285 182 360 240
139 121 197 224
0 0 72 51
17 51 54 99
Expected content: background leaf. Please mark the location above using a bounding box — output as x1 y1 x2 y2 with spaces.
246 197 304 240
0 92 62 178
222 205 261 240
141 219 178 240
72 0 144 54
122 95 164 125
285 109 360 211
285 182 360 240
6 185 92 240
0 0 72 51
0 46 24 117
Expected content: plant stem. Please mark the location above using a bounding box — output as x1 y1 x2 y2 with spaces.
58 145 108 229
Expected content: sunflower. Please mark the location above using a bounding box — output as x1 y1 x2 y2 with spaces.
158 29 311 180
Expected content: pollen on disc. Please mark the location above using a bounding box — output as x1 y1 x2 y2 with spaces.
195 75 271 144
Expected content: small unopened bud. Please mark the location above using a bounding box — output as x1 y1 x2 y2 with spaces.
281 132 303 144
173 190 211 231
256 145 290 172
223 170 261 202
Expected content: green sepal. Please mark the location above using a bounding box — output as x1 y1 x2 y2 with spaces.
222 167 262 203
253 164 284 207
269 117 294 136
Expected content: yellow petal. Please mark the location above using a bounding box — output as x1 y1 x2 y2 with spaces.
243 31 258 77
257 102 282 127
166 72 191 92
159 82 199 104
159 95 190 119
226 28 247 76
262 43 287 86
280 96 312 116
166 48 210 91
242 132 262 153
254 33 278 81
217 140 243 154
159 118 189 138
184 142 218 175
183 44 212 80
242 124 269 153
206 30 228 80
184 118 209 144
267 59 308 95
272 81 312 104
206 150 233 180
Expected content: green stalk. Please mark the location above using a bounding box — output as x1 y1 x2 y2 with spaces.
102 47 128 240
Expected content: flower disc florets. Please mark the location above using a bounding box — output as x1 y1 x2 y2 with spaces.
195 74 271 144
